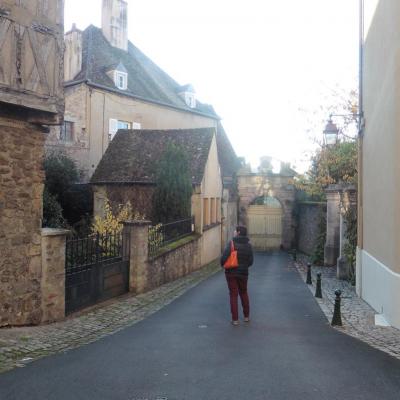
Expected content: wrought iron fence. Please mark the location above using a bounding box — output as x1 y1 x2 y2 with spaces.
65 231 125 273
148 217 194 258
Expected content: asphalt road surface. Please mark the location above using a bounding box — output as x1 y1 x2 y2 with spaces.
1 252 400 400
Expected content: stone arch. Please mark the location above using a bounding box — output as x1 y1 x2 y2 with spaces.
237 174 296 250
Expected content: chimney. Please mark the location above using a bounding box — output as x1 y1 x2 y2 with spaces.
64 24 83 82
102 0 128 51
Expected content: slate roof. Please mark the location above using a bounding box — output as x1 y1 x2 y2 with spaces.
69 25 217 118
91 128 215 185
215 122 240 178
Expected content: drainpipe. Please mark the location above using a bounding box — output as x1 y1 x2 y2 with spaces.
356 0 365 297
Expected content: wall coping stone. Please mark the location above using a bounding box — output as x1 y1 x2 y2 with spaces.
41 228 70 237
123 220 151 227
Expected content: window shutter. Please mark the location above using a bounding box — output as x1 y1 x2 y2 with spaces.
109 118 118 141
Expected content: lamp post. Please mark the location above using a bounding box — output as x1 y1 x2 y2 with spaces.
322 113 359 145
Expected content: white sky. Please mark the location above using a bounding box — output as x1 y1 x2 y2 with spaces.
65 0 379 172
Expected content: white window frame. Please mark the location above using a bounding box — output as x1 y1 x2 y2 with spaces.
114 71 128 90
109 119 131 141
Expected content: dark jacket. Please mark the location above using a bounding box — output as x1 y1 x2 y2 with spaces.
220 236 254 276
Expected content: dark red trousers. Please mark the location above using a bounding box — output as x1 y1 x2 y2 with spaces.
225 274 250 321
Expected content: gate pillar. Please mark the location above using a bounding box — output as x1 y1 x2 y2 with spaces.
123 220 151 294
41 228 70 323
324 186 341 266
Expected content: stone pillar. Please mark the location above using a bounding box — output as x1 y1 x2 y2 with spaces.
337 186 357 279
324 185 341 266
41 228 70 323
123 220 151 294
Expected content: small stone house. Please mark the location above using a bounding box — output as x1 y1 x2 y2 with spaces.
91 128 223 265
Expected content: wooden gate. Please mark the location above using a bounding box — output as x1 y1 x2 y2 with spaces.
247 200 283 251
65 231 130 315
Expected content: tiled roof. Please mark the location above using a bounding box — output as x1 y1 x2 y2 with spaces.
215 122 240 178
71 25 217 118
91 128 215 185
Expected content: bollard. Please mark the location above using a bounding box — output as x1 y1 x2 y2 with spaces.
315 272 322 298
331 290 343 326
306 262 312 285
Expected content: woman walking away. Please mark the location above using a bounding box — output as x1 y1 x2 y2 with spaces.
220 225 254 325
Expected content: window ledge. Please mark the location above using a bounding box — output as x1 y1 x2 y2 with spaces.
203 222 221 232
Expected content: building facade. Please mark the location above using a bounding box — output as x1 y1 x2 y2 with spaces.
357 0 400 329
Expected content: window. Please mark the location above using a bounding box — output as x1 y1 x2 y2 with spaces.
109 119 131 141
216 198 221 222
60 121 74 142
210 198 216 224
203 198 209 227
115 71 127 90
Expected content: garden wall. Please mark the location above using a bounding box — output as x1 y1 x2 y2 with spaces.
296 202 326 256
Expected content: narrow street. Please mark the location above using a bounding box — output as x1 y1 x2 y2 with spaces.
1 253 400 400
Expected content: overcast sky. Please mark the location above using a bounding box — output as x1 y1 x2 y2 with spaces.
65 0 379 172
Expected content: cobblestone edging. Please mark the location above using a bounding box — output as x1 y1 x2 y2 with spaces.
0 261 221 374
294 256 400 360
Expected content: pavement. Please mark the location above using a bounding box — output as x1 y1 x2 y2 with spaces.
296 257 400 360
1 253 400 400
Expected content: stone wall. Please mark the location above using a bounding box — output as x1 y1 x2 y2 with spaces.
124 221 207 295
148 236 202 290
46 84 90 181
296 202 326 256
0 118 45 326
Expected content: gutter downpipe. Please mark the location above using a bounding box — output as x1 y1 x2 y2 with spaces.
356 0 365 297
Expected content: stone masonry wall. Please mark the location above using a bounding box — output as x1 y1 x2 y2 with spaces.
46 84 89 181
147 236 202 290
0 118 45 326
297 202 326 256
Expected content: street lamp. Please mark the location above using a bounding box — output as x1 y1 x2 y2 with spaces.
323 118 340 145
323 113 360 145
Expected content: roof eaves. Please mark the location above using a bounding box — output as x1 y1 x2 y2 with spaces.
84 80 220 120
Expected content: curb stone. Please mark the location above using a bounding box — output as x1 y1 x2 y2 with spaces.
294 257 400 360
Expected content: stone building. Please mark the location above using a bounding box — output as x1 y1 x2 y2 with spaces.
45 0 238 246
91 128 223 265
0 0 64 326
237 171 296 250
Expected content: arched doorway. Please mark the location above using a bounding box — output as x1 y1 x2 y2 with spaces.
247 196 283 250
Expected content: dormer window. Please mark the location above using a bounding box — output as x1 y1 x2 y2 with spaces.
115 71 127 90
177 84 196 109
106 61 128 90
186 93 196 108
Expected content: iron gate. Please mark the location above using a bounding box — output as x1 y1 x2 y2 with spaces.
65 231 130 315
